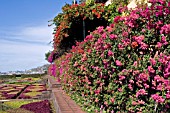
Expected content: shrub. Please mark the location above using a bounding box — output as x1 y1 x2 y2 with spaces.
54 0 170 112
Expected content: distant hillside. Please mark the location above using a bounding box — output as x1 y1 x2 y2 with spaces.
27 64 50 72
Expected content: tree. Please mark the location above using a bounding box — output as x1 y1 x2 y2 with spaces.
45 51 51 61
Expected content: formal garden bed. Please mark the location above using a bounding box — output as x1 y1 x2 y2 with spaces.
0 100 55 113
4 77 41 85
0 84 49 100
0 76 55 113
18 83 48 99
0 84 27 99
0 77 48 100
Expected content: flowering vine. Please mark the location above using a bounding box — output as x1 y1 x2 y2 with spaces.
50 0 170 112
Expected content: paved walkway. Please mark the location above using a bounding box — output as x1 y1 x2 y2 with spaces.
46 75 85 113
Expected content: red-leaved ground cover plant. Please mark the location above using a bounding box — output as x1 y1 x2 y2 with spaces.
49 0 170 112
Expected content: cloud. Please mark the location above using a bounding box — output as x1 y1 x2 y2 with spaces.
20 25 54 42
0 25 54 72
0 25 54 45
0 42 51 72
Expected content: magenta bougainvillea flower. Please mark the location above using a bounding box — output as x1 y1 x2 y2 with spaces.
49 0 170 112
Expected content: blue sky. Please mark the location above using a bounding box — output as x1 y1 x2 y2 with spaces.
0 0 72 72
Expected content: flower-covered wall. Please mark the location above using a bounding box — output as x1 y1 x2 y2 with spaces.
48 0 170 112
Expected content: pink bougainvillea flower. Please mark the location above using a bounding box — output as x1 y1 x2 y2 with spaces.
95 98 99 103
103 59 108 64
118 43 124 50
51 64 57 77
128 84 133 91
144 83 149 89
157 42 162 48
106 26 113 32
81 54 87 61
102 32 107 39
133 35 144 44
140 42 148 50
119 75 126 81
73 61 78 67
59 68 63 75
136 89 147 97
97 26 104 33
161 36 168 45
157 83 163 91
138 100 145 105
142 29 146 33
122 38 130 46
166 93 170 99
48 51 55 63
103 43 111 49
151 94 165 103
150 58 156 66
110 34 117 40
115 60 122 66
160 24 170 34
163 79 169 86
110 98 114 103
114 16 121 23
118 88 123 92
122 31 128 37
148 66 155 73
132 101 138 106
85 34 94 42
133 61 138 67
129 79 134 84
108 50 114 56
133 70 140 76
57 78 61 82
104 101 108 106
138 73 148 82
118 7 123 13
94 89 100 95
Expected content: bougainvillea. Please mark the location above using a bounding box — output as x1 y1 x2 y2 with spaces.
49 2 123 59
48 64 57 77
51 0 170 112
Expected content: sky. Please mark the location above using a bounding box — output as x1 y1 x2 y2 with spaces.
0 0 72 72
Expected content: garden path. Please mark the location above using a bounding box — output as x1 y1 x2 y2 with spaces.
46 75 85 113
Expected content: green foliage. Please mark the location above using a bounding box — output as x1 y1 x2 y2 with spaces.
86 0 95 5
107 0 129 23
0 111 8 113
45 51 51 61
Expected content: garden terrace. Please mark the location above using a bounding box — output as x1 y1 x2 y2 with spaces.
0 84 27 100
0 76 55 113
0 77 50 100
